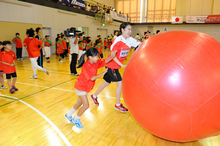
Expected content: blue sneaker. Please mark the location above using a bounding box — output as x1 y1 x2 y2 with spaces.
73 118 83 128
65 114 74 124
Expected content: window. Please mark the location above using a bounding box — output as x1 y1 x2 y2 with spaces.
116 0 176 23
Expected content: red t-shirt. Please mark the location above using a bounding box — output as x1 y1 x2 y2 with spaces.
23 37 42 58
0 50 4 71
62 39 67 50
74 59 105 92
57 41 64 54
104 41 107 46
2 50 16 74
106 35 140 69
13 37 22 48
145 34 150 39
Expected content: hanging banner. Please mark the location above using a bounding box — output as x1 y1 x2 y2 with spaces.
171 16 183 24
62 0 85 9
110 11 127 22
186 15 220 23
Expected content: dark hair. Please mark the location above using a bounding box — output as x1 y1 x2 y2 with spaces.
3 41 11 46
57 34 60 37
16 33 20 36
95 40 100 46
119 22 130 33
156 30 160 34
78 41 83 44
61 35 65 38
35 27 41 33
137 33 139 35
86 47 99 58
0 41 3 45
27 28 35 37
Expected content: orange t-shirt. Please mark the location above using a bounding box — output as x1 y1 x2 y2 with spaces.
23 37 42 58
2 50 16 74
57 41 64 54
0 50 4 71
74 59 105 92
62 39 67 50
13 37 22 48
106 35 140 69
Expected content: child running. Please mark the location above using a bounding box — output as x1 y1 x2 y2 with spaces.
0 41 7 91
65 47 117 128
1 41 18 94
90 22 141 112
23 28 49 79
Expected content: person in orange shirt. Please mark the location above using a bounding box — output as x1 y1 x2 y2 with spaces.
65 47 117 128
23 28 49 79
78 41 84 61
57 36 64 63
61 35 67 60
1 41 18 94
0 41 7 91
12 33 23 61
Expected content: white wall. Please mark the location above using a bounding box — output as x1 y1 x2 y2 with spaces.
132 24 220 41
0 1 120 53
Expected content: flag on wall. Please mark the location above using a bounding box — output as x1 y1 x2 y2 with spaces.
171 16 183 24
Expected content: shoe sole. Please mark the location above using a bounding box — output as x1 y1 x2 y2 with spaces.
72 120 83 128
89 95 99 105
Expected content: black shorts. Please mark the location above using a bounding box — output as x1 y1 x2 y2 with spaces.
100 53 103 58
103 67 122 83
6 72 17 79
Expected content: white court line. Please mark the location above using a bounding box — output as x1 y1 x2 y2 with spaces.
16 82 122 100
0 94 72 146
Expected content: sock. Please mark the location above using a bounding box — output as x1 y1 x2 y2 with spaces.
116 103 121 106
67 107 76 117
75 115 80 119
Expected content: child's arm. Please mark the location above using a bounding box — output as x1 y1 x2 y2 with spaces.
90 68 107 81
105 50 117 63
2 62 14 66
113 57 126 68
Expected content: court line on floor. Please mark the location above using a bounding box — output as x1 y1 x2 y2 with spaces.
0 94 72 146
16 82 122 100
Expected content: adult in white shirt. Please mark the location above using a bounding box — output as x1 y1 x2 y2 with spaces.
134 33 141 41
69 32 82 75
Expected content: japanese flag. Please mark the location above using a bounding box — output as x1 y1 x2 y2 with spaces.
172 16 183 24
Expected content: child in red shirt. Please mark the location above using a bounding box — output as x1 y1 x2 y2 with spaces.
78 41 84 60
104 38 107 49
0 41 7 91
57 36 64 63
1 41 18 94
65 47 116 128
12 33 23 61
61 35 67 60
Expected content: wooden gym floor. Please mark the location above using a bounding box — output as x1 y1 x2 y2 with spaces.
0 49 220 146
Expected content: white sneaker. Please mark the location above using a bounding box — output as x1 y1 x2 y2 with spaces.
43 68 49 75
59 60 63 63
30 75 38 79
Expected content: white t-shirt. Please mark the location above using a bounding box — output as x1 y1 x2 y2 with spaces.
69 37 79 54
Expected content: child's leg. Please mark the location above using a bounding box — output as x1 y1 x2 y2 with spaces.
93 81 110 97
0 72 4 86
66 97 82 117
76 95 89 117
7 79 11 89
12 77 17 86
115 81 122 104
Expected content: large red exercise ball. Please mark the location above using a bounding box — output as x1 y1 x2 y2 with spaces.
122 31 220 142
